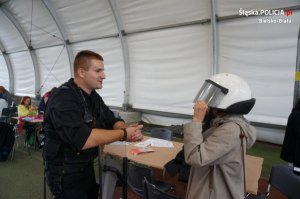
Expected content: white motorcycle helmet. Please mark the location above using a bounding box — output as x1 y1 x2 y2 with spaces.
194 73 255 114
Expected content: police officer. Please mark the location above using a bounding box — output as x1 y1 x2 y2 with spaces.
43 50 143 199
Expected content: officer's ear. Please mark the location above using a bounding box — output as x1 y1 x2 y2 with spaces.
77 67 86 78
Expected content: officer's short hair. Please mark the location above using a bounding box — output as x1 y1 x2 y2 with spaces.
74 50 104 73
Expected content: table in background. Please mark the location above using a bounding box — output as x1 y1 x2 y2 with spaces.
11 116 44 150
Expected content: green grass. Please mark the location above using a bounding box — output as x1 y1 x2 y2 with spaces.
247 142 287 179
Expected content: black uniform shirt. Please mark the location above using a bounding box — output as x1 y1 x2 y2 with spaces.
44 79 123 153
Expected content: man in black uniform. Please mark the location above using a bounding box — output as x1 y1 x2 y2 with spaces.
43 50 143 199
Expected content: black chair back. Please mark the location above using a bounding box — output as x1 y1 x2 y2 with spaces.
127 163 153 197
10 106 18 117
150 128 173 141
143 177 179 199
0 108 10 123
267 165 300 198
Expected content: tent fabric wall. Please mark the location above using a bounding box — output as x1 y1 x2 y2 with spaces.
216 0 300 17
4 0 63 49
129 25 212 115
35 45 70 96
118 0 210 32
9 51 35 97
219 10 300 125
73 38 125 107
0 11 27 52
0 0 300 143
53 0 118 42
0 56 9 89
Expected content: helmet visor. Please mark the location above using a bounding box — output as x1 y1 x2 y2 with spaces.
193 80 228 107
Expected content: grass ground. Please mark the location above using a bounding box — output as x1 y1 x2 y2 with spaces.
247 141 286 179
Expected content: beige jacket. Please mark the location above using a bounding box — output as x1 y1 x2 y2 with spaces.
184 115 256 199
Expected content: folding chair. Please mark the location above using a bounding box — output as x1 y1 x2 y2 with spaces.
0 107 10 123
9 106 18 118
266 165 300 199
150 128 173 141
143 177 180 199
10 117 30 159
127 163 174 197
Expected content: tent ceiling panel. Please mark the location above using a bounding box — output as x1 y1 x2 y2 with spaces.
0 55 9 89
0 10 27 53
9 51 35 96
4 0 63 49
217 0 300 17
129 25 212 115
118 0 210 32
218 11 300 125
73 38 125 107
0 0 299 132
51 0 118 42
0 0 9 4
36 45 70 96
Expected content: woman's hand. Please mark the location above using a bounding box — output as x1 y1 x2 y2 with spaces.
29 106 37 111
193 100 208 122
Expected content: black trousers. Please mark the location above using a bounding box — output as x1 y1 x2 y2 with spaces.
46 164 98 199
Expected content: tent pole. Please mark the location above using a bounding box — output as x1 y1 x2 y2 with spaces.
294 27 300 105
210 0 218 75
108 0 131 112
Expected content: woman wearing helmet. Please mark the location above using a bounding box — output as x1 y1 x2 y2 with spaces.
184 73 256 199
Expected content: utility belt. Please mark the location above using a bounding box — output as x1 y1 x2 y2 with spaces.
45 161 93 175
43 137 96 174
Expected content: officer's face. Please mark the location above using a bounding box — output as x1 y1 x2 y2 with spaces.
83 59 106 91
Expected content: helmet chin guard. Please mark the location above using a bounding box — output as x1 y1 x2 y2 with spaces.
194 73 255 114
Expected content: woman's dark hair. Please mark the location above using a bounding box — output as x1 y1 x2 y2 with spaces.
292 98 300 112
0 86 6 93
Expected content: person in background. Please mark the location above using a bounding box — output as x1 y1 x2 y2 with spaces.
38 93 50 114
38 87 57 114
43 50 143 199
18 96 38 117
0 86 12 107
18 96 38 145
38 87 57 149
0 98 8 118
184 73 256 199
280 98 300 175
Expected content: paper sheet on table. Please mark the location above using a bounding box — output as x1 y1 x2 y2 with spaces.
134 138 174 148
109 141 130 146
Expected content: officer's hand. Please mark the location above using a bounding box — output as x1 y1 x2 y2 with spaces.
128 123 139 127
193 100 208 122
125 125 143 142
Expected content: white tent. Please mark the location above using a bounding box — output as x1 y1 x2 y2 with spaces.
1 0 300 144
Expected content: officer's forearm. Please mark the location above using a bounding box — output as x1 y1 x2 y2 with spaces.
82 128 123 149
113 121 127 130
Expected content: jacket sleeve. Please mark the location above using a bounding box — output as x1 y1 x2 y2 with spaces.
184 122 240 166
